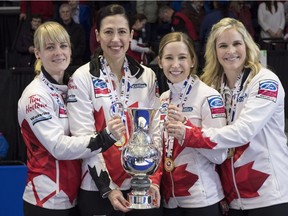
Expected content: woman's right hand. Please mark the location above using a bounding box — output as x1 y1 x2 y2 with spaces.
107 117 126 140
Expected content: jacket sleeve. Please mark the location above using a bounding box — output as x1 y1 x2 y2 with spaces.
66 66 117 196
18 89 113 160
67 65 96 136
184 74 284 150
193 93 228 164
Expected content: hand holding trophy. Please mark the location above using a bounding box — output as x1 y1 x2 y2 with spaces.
110 103 161 209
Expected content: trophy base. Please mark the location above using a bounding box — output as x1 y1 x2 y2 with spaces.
128 192 155 209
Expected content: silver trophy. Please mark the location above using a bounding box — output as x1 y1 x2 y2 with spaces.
121 107 161 209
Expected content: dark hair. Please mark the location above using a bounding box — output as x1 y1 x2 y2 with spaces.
95 4 130 31
129 13 147 28
31 13 42 21
264 1 278 13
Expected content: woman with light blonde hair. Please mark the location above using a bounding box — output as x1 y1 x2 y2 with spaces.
201 17 261 90
18 21 115 216
178 17 288 215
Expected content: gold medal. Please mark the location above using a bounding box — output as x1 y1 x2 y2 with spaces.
114 135 126 148
164 157 175 172
114 140 123 147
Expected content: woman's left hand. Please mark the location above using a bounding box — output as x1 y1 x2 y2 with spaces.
149 184 161 208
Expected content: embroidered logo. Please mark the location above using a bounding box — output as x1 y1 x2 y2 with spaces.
30 112 52 125
256 80 278 102
93 78 109 97
130 83 147 89
207 95 226 118
66 94 77 103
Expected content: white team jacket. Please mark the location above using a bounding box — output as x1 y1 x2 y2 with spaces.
67 54 161 196
18 71 103 209
185 68 288 210
159 75 228 208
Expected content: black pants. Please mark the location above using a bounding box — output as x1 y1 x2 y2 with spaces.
23 201 79 216
78 189 163 216
229 203 288 216
163 202 222 216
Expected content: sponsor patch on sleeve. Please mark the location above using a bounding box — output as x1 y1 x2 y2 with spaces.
66 94 77 103
93 78 109 98
256 80 278 102
207 95 226 118
30 112 52 125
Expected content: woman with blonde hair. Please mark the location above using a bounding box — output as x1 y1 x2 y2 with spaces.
201 17 261 90
178 17 288 215
18 21 115 216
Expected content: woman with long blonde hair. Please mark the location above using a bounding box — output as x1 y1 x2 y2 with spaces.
177 17 288 215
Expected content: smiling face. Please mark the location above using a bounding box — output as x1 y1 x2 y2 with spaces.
216 28 246 76
159 41 194 84
96 14 133 63
34 38 71 76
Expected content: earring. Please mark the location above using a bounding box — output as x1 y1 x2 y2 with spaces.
191 65 194 68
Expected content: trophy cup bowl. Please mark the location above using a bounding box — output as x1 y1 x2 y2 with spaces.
121 108 161 209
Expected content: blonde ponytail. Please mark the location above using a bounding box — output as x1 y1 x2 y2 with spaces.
34 59 42 76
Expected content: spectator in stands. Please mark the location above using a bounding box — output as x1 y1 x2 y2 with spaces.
0 132 9 160
89 7 100 57
181 0 205 40
68 0 92 61
58 3 86 66
136 0 158 45
19 0 54 21
127 13 155 65
15 14 42 67
258 1 285 49
181 0 206 72
159 5 202 74
68 0 91 29
159 5 198 42
199 1 236 50
230 1 255 40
